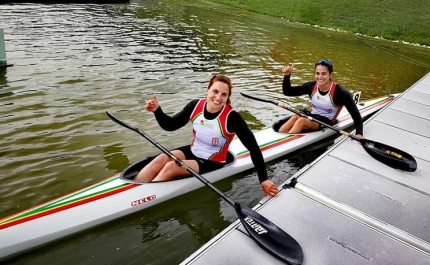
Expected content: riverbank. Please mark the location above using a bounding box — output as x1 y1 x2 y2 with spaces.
1 0 129 3
207 0 430 47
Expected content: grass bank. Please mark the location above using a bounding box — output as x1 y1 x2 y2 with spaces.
207 0 430 47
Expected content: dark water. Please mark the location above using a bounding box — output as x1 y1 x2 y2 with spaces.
1 0 429 264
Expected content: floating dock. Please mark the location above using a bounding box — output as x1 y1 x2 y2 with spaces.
181 73 430 264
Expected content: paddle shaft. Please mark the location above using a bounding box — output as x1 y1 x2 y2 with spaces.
106 111 306 264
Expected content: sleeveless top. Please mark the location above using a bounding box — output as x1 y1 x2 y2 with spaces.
189 99 235 163
310 82 342 122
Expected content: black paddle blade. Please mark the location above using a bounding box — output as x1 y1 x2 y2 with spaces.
360 139 417 172
235 203 303 265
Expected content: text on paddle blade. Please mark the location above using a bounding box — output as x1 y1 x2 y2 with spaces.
385 150 402 159
244 216 268 234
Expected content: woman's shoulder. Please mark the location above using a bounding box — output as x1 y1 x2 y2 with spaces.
334 82 347 89
333 83 351 95
185 99 200 107
182 99 201 114
226 108 242 120
303 80 316 89
191 98 201 104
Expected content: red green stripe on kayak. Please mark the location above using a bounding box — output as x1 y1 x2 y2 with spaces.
339 96 393 123
0 175 139 230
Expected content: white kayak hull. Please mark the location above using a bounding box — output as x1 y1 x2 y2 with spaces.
0 94 397 260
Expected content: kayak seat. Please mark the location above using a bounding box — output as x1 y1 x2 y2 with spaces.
272 116 292 132
224 150 236 165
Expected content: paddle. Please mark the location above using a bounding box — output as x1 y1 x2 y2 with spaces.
240 92 417 172
105 111 304 264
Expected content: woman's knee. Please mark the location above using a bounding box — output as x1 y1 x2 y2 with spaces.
153 151 184 164
164 160 180 170
296 117 308 125
152 153 169 163
298 118 319 130
157 161 181 177
290 114 300 122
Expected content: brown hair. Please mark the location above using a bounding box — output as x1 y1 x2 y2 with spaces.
207 74 233 104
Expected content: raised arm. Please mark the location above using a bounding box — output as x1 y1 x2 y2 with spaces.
282 64 313 97
149 96 198 131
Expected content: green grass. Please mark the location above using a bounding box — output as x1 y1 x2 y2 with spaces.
207 0 430 46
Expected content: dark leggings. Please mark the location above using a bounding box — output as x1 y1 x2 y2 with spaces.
177 145 226 174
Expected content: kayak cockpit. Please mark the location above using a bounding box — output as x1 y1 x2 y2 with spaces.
272 116 339 133
272 116 292 132
120 146 236 182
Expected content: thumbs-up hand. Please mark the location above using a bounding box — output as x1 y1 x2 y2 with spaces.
145 93 160 112
282 63 295 76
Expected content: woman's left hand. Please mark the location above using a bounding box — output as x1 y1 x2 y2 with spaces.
261 180 278 197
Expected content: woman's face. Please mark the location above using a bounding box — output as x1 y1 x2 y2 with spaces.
314 65 333 87
206 81 230 113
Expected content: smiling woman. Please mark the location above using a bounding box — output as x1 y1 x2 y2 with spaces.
135 74 279 196
106 111 303 264
277 59 364 138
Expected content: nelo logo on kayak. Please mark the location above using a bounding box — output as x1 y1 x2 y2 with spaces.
131 195 156 206
244 216 268 234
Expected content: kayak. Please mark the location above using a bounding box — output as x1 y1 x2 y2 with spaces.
0 93 397 260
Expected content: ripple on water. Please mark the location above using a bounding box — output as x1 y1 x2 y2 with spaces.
0 1 429 264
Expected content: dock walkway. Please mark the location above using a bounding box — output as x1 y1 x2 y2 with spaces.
181 73 430 264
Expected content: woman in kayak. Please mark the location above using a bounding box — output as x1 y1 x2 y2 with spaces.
278 59 363 138
136 74 278 197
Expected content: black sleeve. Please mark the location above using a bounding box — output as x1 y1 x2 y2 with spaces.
282 75 314 97
333 85 363 135
153 99 199 131
227 111 268 183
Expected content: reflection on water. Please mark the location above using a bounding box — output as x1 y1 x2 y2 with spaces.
0 68 6 86
138 188 231 247
103 143 130 172
0 0 429 264
0 91 13 99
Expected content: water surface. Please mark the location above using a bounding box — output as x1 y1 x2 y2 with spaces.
1 0 430 264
